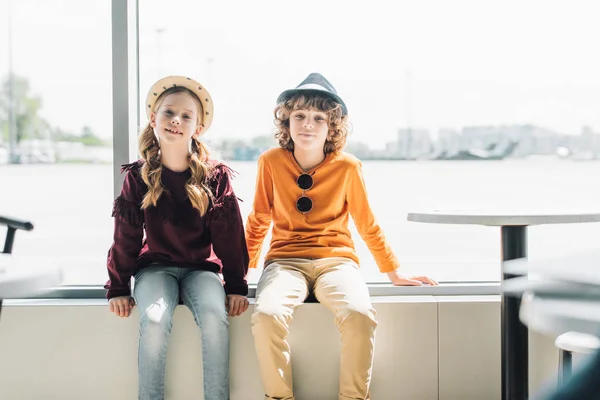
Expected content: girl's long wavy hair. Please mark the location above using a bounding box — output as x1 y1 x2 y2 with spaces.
138 86 214 216
274 93 350 153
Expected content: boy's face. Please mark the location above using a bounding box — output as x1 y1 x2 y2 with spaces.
150 92 203 146
289 107 329 153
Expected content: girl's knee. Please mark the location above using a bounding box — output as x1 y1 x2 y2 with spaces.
191 298 228 327
140 298 175 328
139 307 175 353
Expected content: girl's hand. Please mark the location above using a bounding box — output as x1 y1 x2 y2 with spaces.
226 294 249 317
109 296 135 318
386 269 439 286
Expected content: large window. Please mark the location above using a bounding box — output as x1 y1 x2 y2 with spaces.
139 0 600 284
0 0 113 285
2 0 600 290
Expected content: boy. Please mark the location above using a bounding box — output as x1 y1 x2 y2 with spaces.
246 73 437 400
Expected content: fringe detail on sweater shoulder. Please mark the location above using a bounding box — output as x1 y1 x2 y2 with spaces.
208 163 243 202
208 163 237 184
121 160 147 195
112 196 144 228
120 160 144 174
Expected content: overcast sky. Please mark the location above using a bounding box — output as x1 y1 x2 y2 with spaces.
1 0 599 146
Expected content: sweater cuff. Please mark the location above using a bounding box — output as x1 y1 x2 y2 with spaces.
378 260 401 273
105 285 131 300
224 281 249 296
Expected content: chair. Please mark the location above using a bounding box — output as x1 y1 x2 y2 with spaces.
0 215 35 315
1 215 34 255
555 331 600 385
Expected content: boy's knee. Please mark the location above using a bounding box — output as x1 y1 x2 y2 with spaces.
340 306 377 332
251 305 290 330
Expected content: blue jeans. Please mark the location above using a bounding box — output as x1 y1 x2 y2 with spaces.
134 265 229 400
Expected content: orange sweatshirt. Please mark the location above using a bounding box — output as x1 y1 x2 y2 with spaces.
245 147 400 272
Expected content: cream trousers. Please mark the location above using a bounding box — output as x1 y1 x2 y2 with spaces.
251 257 377 400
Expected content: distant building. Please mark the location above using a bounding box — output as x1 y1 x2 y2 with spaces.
397 128 432 159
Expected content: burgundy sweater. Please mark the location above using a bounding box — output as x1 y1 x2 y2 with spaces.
104 160 249 299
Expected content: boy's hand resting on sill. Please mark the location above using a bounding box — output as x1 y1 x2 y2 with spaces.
387 270 439 286
109 296 135 318
226 294 249 317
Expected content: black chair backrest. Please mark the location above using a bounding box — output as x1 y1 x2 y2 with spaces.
0 215 34 254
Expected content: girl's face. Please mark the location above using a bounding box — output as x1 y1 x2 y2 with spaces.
289 107 329 153
150 92 203 146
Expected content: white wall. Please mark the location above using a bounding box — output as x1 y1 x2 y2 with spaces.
0 296 559 400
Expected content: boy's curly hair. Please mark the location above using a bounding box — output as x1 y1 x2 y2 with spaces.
274 93 350 153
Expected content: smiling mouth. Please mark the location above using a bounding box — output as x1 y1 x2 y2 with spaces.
165 128 182 135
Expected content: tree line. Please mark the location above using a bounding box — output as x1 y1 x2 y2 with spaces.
0 74 109 147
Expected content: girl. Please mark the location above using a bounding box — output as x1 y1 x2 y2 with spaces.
105 76 249 400
245 73 438 400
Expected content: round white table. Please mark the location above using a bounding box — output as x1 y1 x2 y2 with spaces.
0 255 63 317
407 210 600 400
